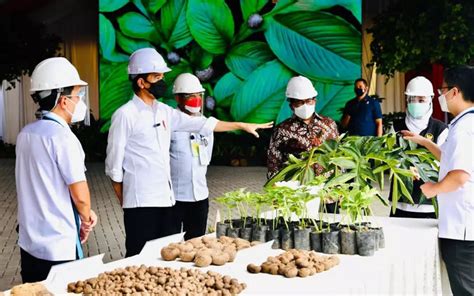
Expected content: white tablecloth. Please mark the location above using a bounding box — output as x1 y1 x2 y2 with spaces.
8 216 451 295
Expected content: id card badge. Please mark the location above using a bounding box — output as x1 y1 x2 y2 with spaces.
191 142 199 157
199 143 210 165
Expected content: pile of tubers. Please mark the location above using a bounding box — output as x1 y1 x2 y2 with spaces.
161 236 258 268
67 265 246 295
247 249 339 278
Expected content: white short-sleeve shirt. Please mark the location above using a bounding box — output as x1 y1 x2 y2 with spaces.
105 95 218 208
438 107 474 240
15 112 86 261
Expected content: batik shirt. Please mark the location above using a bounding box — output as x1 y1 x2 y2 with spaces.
267 114 339 179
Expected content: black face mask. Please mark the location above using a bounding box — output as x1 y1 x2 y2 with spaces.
355 88 365 97
146 79 167 99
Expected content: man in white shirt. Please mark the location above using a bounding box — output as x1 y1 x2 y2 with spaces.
105 48 272 257
16 57 97 282
169 73 215 240
403 65 474 295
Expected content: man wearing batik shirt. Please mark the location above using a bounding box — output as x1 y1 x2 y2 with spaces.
267 76 339 179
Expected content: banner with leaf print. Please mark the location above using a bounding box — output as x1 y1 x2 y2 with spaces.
99 0 361 132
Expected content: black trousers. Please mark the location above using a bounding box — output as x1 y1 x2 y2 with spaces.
173 199 209 241
389 208 436 219
123 207 179 257
20 248 72 283
440 238 474 296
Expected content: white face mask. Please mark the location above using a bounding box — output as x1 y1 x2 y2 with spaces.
294 104 315 120
438 89 452 113
66 98 87 123
184 105 201 114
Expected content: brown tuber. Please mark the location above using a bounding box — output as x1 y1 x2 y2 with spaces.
247 249 339 278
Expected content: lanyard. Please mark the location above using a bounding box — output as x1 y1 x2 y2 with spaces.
42 116 84 259
450 110 474 127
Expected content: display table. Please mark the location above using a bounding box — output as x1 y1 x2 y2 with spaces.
5 216 451 295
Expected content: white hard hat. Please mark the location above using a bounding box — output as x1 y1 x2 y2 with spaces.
285 76 318 100
173 73 205 94
405 76 434 97
128 47 171 75
30 57 87 92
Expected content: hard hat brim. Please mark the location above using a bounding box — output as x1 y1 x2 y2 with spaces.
29 79 88 92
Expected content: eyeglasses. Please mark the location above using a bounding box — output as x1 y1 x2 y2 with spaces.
289 97 316 107
437 86 454 96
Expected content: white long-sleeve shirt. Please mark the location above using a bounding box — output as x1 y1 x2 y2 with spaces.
105 95 218 208
170 125 214 202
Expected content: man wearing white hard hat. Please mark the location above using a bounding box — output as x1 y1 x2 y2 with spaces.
389 76 448 219
169 73 213 240
267 76 339 179
105 48 272 257
15 57 97 282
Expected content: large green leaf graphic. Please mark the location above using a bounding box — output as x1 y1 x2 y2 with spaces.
265 11 361 82
231 60 293 123
214 72 242 108
99 14 128 62
132 0 151 18
240 0 267 22
144 0 166 14
99 62 133 132
315 82 353 120
117 12 160 42
161 0 192 49
116 31 153 54
186 0 234 55
225 41 274 79
100 0 129 12
276 81 354 123
188 45 213 69
272 0 362 23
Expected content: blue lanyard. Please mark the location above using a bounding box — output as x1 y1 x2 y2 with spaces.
450 110 474 127
42 116 84 259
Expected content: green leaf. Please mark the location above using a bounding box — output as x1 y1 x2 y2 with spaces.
214 72 242 108
330 157 356 169
240 0 267 22
394 174 414 204
393 167 415 178
116 31 153 54
326 172 357 187
144 0 166 14
186 0 234 55
230 60 293 123
275 0 362 24
117 12 160 42
100 0 129 12
132 0 151 18
264 11 361 82
188 45 213 69
391 176 399 214
99 62 133 132
99 14 129 62
161 0 192 48
225 41 274 80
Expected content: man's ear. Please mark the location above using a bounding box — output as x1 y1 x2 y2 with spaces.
137 77 147 89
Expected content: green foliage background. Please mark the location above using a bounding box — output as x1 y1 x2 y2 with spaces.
99 0 362 132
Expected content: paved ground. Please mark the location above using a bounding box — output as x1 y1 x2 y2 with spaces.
0 159 389 290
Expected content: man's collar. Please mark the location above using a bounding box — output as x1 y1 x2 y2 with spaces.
133 94 157 110
42 111 68 127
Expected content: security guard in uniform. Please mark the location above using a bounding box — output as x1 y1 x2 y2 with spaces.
105 48 272 257
16 57 97 282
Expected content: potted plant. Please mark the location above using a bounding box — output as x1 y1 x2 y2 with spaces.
246 192 269 242
215 189 242 238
